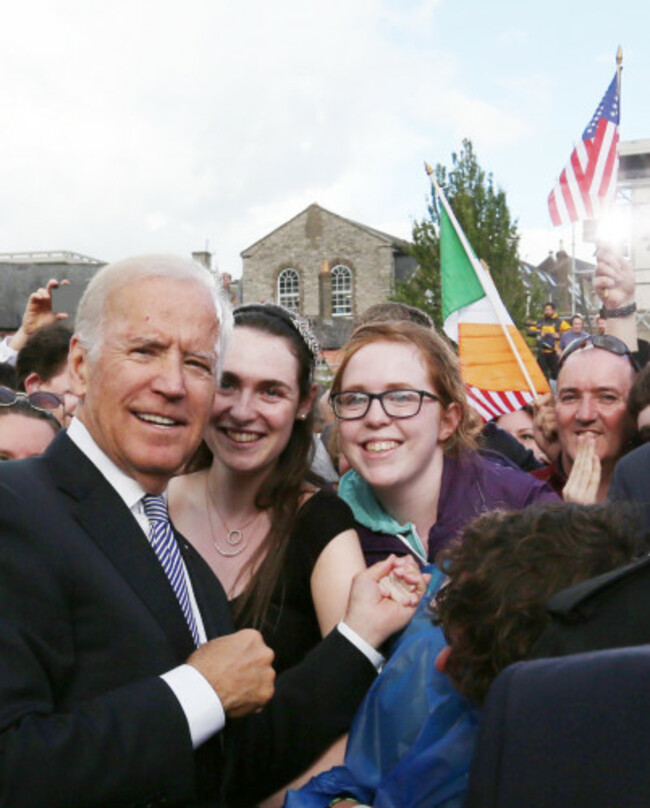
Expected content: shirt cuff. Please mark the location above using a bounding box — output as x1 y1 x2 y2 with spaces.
160 664 225 748
0 336 18 367
337 621 385 670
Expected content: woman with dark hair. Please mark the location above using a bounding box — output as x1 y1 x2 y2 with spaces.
329 321 558 567
168 304 367 674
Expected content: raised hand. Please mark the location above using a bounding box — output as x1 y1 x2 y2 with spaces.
8 278 71 352
594 245 635 309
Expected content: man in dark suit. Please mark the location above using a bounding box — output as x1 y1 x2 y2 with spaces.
0 254 422 808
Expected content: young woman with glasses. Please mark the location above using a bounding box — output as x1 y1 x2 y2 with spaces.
329 321 558 567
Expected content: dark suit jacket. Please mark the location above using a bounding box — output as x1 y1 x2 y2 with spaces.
609 442 650 532
464 646 650 808
531 554 650 658
0 433 376 808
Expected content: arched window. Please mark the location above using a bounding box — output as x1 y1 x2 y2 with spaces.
277 268 300 312
331 264 352 316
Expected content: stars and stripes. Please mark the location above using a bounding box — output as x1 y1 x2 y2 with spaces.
548 72 620 227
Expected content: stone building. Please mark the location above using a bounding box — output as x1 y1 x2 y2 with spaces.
240 203 416 349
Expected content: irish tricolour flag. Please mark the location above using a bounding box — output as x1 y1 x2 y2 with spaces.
431 173 550 420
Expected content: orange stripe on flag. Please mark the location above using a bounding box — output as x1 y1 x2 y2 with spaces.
458 323 549 395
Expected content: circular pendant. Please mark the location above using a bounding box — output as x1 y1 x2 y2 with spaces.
226 529 244 546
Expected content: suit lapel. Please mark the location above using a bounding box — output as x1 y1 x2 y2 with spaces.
177 536 234 640
44 433 197 660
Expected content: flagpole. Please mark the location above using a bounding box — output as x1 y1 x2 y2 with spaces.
424 163 540 398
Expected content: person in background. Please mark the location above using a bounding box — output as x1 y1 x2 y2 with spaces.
0 393 60 460
0 278 70 365
356 301 435 329
16 322 76 426
596 315 607 335
559 314 589 351
329 321 557 569
527 302 568 381
530 243 644 504
494 405 549 464
531 335 637 504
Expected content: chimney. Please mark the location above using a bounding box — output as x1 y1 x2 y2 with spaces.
192 251 212 269
319 259 332 319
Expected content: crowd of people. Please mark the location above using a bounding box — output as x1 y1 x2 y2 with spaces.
0 244 649 807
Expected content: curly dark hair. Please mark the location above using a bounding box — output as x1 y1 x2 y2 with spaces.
434 503 649 704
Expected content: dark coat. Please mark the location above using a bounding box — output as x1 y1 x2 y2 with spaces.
0 432 376 808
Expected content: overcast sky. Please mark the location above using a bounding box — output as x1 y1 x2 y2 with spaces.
0 0 648 277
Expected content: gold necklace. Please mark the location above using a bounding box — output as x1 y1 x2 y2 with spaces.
204 477 262 557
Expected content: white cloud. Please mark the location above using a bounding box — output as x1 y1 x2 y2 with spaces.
0 0 647 284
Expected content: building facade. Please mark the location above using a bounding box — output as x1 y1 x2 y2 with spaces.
240 203 416 349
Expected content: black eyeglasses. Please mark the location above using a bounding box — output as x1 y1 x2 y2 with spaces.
330 389 440 420
0 386 64 413
558 334 640 372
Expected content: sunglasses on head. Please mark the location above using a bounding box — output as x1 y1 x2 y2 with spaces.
0 386 64 413
558 334 640 372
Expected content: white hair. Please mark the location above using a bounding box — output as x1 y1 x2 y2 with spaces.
74 254 233 376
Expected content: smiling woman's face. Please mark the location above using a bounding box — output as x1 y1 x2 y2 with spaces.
337 340 459 496
206 326 309 477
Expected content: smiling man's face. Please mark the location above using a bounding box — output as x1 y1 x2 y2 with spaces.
69 275 219 493
555 347 635 475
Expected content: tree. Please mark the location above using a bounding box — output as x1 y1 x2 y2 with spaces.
393 139 530 329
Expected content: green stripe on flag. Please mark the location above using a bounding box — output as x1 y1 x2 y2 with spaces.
440 203 484 322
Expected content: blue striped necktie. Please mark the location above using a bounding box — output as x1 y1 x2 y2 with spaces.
142 494 200 647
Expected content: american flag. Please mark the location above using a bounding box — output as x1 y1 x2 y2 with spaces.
548 72 620 227
465 386 535 422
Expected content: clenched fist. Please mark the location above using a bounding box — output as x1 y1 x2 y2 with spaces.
188 629 275 718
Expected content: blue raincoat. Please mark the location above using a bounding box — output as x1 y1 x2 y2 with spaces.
284 568 479 808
